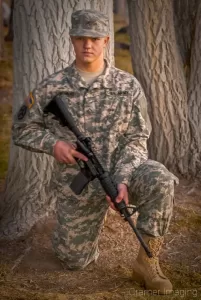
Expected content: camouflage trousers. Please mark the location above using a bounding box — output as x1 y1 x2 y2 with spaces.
52 160 178 269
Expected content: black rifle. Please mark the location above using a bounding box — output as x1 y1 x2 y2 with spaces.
44 95 152 258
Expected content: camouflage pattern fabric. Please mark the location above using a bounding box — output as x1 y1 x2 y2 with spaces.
52 159 178 270
12 58 178 269
52 179 108 269
128 160 178 237
13 59 150 186
70 10 109 38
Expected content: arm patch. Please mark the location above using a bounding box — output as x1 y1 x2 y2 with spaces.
25 92 34 109
17 105 27 120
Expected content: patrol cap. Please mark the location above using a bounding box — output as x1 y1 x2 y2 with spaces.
69 9 109 38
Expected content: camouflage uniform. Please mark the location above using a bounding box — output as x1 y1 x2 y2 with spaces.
12 10 178 270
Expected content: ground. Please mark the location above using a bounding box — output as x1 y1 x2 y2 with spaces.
0 17 201 300
0 180 201 300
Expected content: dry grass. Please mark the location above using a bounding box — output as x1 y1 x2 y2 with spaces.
0 262 200 300
115 32 130 45
114 13 133 75
0 103 12 184
115 48 133 74
0 28 13 186
0 29 13 88
0 201 200 300
172 205 201 233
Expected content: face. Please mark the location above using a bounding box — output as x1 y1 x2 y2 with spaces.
71 36 109 66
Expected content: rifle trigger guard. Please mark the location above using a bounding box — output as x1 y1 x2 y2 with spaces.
124 205 138 217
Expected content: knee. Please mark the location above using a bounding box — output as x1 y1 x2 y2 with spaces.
142 160 177 193
131 160 177 204
52 234 98 270
55 251 93 270
53 244 94 270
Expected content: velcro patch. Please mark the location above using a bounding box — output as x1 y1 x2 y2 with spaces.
17 105 27 120
25 92 34 109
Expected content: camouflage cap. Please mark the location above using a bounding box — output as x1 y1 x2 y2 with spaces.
69 10 109 38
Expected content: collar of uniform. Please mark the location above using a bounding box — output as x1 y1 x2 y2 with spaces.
66 61 88 89
97 59 114 89
66 59 114 89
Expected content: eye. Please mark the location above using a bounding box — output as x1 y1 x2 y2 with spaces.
92 37 100 41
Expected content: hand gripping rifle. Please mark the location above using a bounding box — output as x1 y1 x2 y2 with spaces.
44 95 152 258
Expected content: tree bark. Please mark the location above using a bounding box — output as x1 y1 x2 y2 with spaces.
113 0 129 24
4 0 14 42
0 0 114 240
187 1 201 176
127 0 190 175
173 0 199 81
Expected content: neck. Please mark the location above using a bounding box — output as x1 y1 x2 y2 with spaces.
75 56 105 72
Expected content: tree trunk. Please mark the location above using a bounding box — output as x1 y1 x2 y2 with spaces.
187 1 201 176
0 0 4 59
0 0 114 240
113 0 129 24
4 0 14 42
173 0 199 81
127 0 190 175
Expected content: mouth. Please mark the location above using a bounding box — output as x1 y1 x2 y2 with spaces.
83 52 93 55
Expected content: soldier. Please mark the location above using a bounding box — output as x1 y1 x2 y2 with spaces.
12 9 178 295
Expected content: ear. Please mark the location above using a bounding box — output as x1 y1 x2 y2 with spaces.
104 36 110 46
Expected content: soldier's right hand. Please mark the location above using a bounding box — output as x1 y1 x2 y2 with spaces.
53 140 88 164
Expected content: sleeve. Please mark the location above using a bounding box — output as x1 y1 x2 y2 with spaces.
12 83 58 156
113 85 151 187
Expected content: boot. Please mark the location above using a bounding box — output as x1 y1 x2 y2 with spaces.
132 235 173 295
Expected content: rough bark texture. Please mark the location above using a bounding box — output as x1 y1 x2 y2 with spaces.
173 0 199 81
0 0 114 240
127 0 190 175
171 0 201 175
187 1 201 176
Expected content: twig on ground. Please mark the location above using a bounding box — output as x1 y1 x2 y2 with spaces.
11 245 32 272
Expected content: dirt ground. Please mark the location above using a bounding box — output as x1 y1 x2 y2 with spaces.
0 170 201 300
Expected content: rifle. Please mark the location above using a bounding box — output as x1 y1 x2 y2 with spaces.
44 95 152 258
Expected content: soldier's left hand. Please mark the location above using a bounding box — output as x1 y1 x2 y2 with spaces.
106 183 129 211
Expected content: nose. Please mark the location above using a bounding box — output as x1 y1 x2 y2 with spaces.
83 38 92 49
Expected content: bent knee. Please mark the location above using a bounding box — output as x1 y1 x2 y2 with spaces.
58 255 91 270
53 243 99 270
141 160 178 186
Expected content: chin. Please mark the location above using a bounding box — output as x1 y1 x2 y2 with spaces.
82 58 94 63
